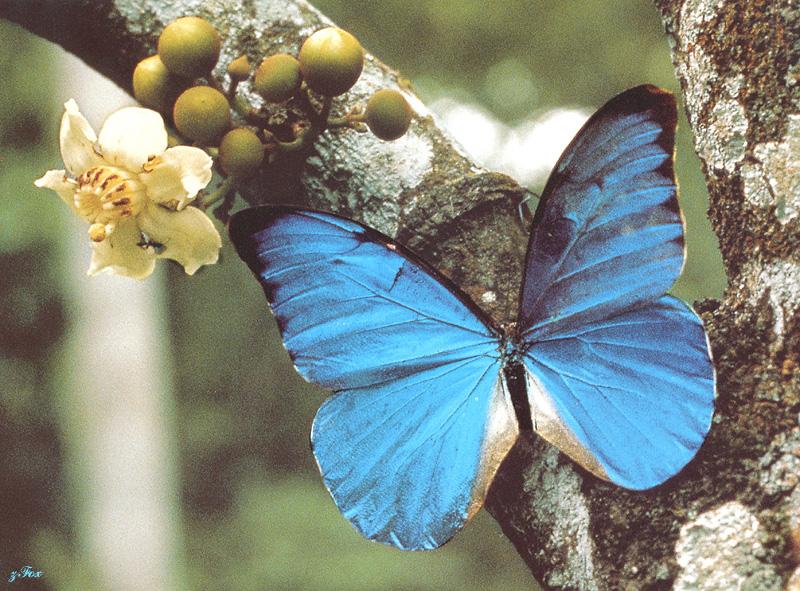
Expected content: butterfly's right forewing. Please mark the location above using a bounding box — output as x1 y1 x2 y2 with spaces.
230 207 518 549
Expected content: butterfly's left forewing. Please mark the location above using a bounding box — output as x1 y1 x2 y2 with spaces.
519 85 684 340
517 86 715 489
230 207 518 549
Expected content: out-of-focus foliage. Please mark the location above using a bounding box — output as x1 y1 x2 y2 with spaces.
185 477 532 591
0 26 65 254
1 1 727 590
318 0 672 118
0 20 73 591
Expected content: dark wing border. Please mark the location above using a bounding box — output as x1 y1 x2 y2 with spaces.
229 205 502 337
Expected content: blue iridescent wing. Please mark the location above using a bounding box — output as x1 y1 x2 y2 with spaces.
517 86 715 489
229 207 518 549
519 85 684 340
312 355 516 550
522 296 714 490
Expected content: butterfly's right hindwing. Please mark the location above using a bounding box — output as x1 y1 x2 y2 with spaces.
523 296 715 489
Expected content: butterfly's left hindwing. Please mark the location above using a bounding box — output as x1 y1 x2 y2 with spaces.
523 296 714 490
229 207 518 549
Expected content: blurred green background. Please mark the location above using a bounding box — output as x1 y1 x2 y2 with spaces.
0 1 725 590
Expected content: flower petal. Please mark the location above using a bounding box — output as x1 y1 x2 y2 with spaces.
138 203 221 275
97 107 168 172
60 99 102 176
34 169 78 211
140 145 213 209
88 218 156 279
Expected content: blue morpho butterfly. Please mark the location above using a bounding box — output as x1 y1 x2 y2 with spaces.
229 85 716 551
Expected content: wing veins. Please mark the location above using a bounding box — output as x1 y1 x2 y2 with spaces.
574 335 702 360
546 233 680 287
335 269 491 337
541 360 655 457
523 183 607 318
523 284 646 338
595 153 668 184
273 291 375 312
532 353 648 399
579 128 662 176
583 187 675 233
301 342 497 389
326 358 485 485
534 315 676 341
399 362 497 464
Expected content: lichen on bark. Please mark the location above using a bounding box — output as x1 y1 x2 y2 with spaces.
654 0 800 588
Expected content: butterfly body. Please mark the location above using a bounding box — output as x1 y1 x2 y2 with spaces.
501 358 534 432
230 85 716 551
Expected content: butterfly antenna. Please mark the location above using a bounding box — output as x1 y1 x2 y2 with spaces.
517 190 539 227
446 196 476 272
504 190 539 321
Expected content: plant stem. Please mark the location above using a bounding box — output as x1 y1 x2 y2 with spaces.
270 127 313 153
206 75 225 94
327 112 366 128
232 93 269 127
227 79 240 101
202 176 236 209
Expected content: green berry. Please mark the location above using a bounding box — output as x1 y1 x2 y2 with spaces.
365 89 412 141
298 27 364 96
227 55 251 82
219 128 265 178
158 16 221 78
253 54 302 103
173 86 231 144
132 55 188 114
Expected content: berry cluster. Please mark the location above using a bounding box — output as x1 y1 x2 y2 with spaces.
132 17 413 219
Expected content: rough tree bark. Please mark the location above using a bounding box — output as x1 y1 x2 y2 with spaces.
3 0 798 589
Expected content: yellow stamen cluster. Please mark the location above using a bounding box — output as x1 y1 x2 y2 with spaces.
88 223 108 243
74 165 147 228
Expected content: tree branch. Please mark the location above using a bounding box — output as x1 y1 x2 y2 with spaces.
4 0 798 588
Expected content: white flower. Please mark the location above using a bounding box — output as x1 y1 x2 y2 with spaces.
35 100 221 279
